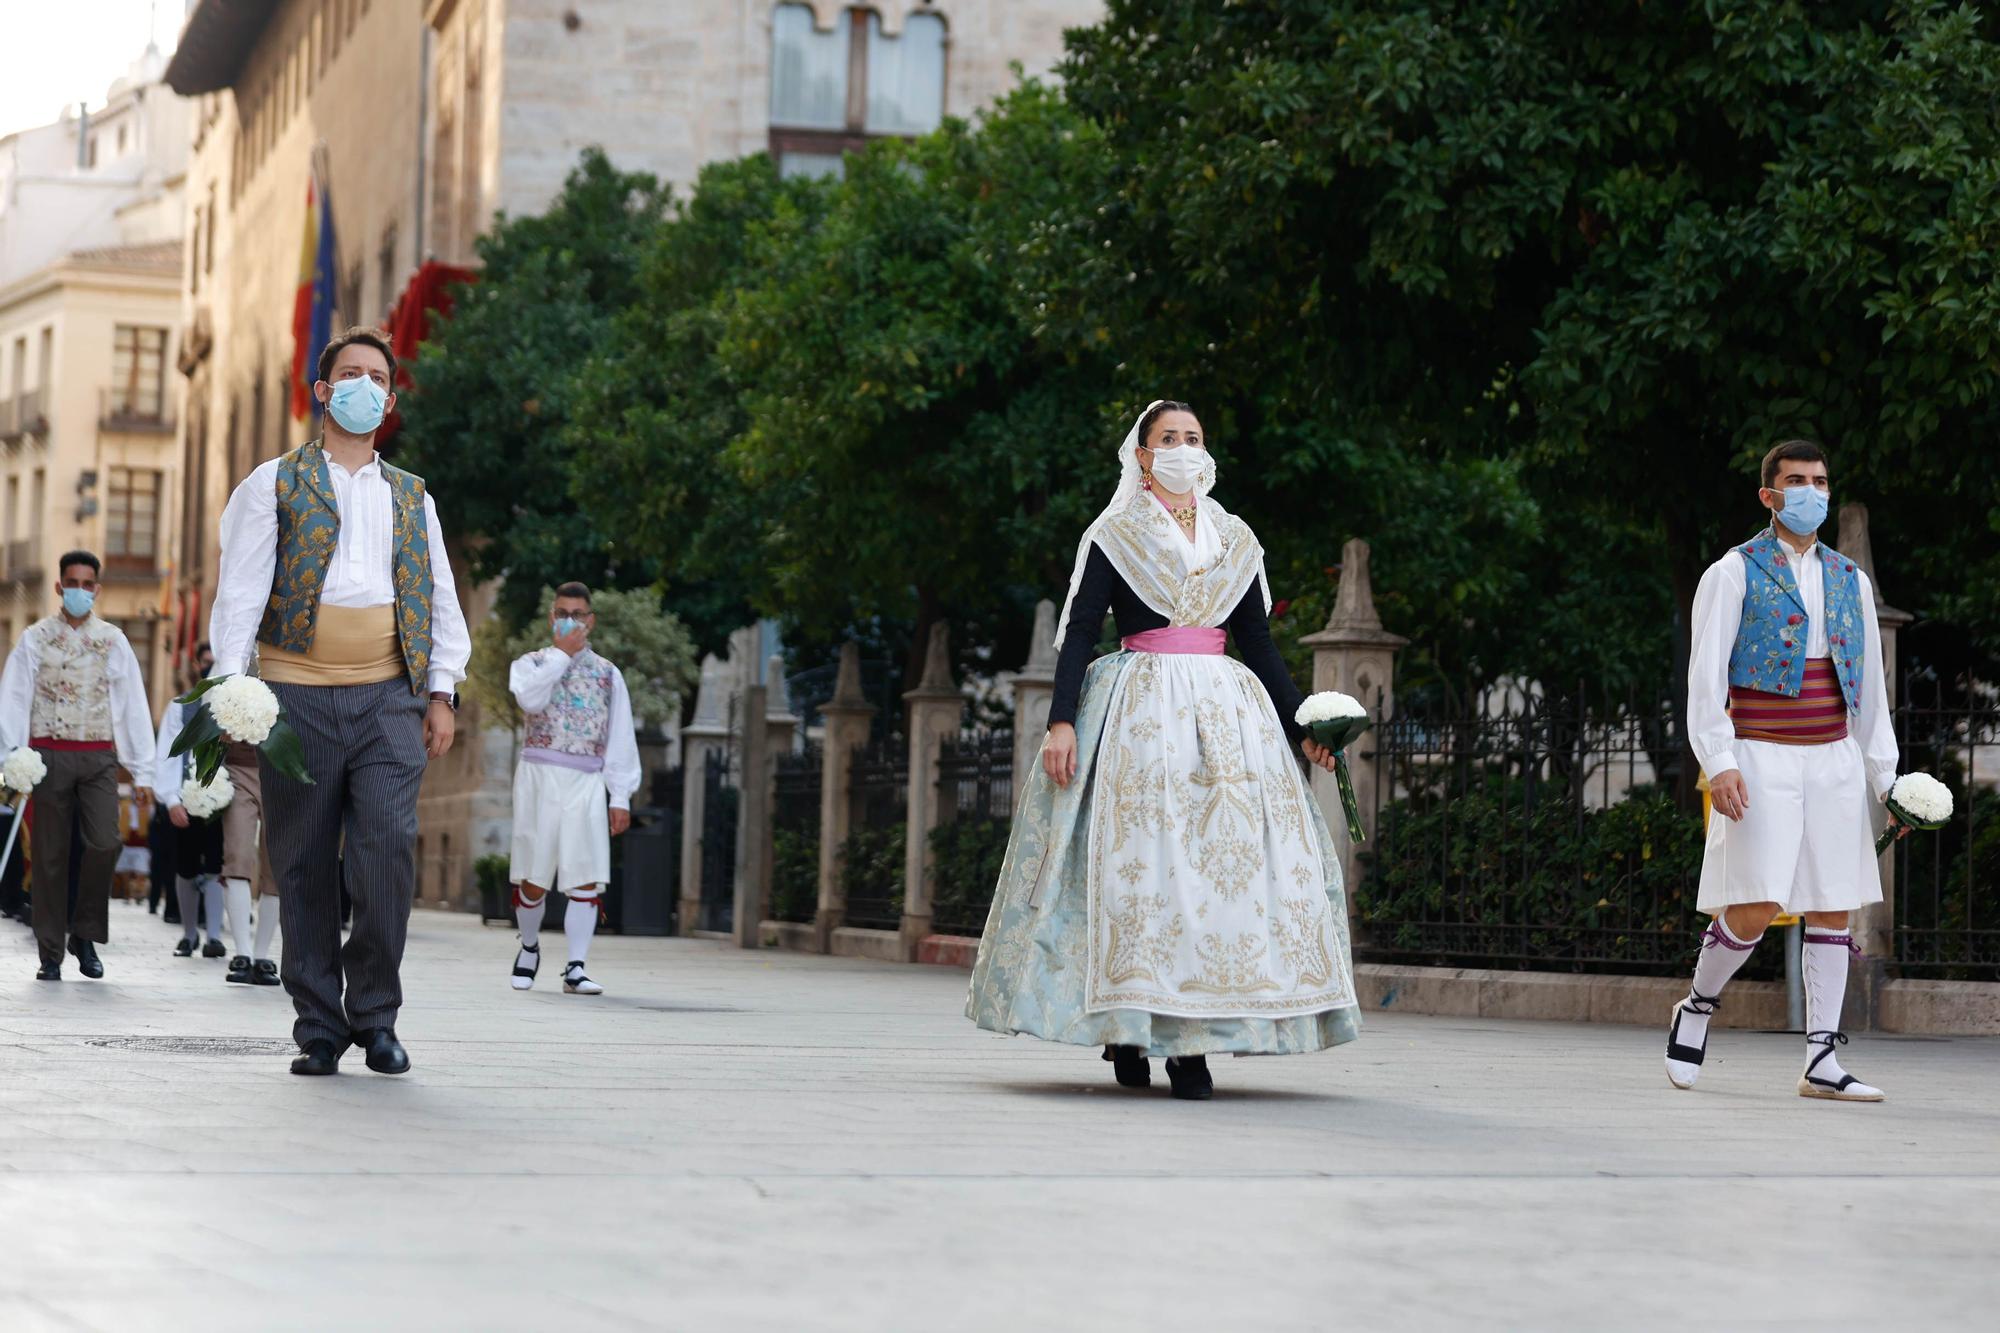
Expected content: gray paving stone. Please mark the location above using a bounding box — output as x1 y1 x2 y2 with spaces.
2 900 1996 1330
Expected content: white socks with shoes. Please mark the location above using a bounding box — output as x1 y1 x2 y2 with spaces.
512 890 547 990
1799 926 1883 1101
1666 917 1762 1089
563 895 602 994
223 877 254 960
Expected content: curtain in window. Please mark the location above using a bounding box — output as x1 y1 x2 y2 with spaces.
771 4 849 130
864 12 945 135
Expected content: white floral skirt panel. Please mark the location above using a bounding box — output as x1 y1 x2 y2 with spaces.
965 652 1362 1057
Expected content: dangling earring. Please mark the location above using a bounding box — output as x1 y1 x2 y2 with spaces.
1141 466 1154 492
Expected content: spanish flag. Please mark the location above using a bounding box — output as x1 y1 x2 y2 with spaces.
289 145 338 421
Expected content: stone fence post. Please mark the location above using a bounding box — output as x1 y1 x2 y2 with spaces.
1298 539 1407 910
752 653 799 943
731 673 769 949
1839 502 1912 979
676 652 731 936
815 642 876 952
902 621 961 960
1010 599 1059 809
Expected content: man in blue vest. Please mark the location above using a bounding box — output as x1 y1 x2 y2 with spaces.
1669 439 1903 1100
209 327 471 1077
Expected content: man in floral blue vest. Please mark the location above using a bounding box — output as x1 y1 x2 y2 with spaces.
210 327 470 1078
1669 439 1903 1101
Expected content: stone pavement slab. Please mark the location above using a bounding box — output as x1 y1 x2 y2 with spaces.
2 901 1997 1331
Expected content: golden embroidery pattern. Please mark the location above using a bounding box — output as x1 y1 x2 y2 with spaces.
1269 897 1336 987
1180 931 1279 994
1103 893 1184 985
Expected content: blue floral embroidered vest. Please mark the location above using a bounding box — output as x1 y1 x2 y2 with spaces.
1725 529 1864 712
257 441 435 695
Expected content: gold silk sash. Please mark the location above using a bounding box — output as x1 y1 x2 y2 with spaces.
257 603 404 687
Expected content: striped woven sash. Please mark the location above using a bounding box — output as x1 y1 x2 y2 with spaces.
1729 657 1849 745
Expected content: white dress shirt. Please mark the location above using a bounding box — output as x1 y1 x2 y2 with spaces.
509 648 644 810
0 616 156 788
1687 537 1898 799
209 451 471 693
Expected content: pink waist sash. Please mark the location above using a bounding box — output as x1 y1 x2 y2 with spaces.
1121 627 1226 655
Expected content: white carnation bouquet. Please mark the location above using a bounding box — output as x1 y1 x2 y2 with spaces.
2 746 48 800
172 675 312 785
179 769 235 820
1295 691 1372 843
1877 771 1953 854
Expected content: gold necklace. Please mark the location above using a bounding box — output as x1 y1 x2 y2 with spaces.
1165 499 1197 535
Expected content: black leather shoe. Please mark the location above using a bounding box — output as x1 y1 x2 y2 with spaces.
35 961 60 981
68 937 104 979
289 1040 342 1076
225 956 254 984
201 938 228 958
173 937 196 957
1165 1055 1214 1101
351 1027 410 1075
1103 1044 1152 1089
252 959 280 986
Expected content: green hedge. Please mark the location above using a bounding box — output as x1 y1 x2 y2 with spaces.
770 825 819 924
838 823 906 928
929 817 1010 936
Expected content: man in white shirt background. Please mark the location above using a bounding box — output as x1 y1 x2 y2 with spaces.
210 327 470 1076
0 551 156 980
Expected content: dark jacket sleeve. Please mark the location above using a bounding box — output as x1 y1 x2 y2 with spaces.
1048 544 1117 730
1228 582 1307 745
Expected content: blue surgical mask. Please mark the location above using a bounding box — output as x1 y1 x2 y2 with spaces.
1773 484 1829 537
324 374 389 434
61 587 95 618
553 617 583 640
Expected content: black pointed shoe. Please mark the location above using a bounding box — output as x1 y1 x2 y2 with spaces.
35 960 60 981
173 937 196 957
1165 1055 1214 1101
252 959 280 986
1103 1044 1152 1089
351 1027 410 1075
68 937 104 979
201 938 228 958
225 955 254 984
290 1040 342 1076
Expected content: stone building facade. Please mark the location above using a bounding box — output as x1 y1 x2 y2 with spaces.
166 0 1099 910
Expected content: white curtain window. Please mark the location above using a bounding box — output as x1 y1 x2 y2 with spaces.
864 11 946 135
771 4 850 131
779 151 847 181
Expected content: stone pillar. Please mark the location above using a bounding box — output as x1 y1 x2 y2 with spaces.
676 652 731 936
1009 599 1059 809
1839 502 1913 971
731 675 769 949
902 621 961 960
815 642 876 952
1297 539 1408 905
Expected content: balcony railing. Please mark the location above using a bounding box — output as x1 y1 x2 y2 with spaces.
0 395 17 441
4 539 42 585
17 387 47 436
98 387 172 434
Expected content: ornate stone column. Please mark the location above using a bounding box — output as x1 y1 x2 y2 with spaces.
1297 539 1408 909
1009 599 1059 807
731 674 769 949
815 642 876 952
901 621 961 960
676 652 731 936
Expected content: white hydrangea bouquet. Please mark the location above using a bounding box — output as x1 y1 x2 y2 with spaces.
180 769 235 820
1295 691 1372 843
171 675 312 785
1877 771 1953 854
2 746 48 801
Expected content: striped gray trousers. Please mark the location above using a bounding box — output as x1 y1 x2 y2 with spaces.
262 678 429 1048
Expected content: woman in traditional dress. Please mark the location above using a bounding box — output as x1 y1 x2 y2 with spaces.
967 401 1361 1099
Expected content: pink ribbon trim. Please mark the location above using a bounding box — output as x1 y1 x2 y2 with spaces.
1122 627 1226 655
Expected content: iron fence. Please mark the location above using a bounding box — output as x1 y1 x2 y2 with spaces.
841 735 907 931
1361 682 1723 976
1891 687 2000 981
697 748 737 934
771 742 823 924
930 730 1013 936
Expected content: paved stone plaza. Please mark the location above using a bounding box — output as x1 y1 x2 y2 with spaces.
2 903 1996 1331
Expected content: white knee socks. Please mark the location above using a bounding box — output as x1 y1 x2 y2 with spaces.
565 896 598 965
176 878 200 942
254 894 279 960
1679 916 1764 1048
224 877 254 958
1803 926 1856 1081
516 892 547 949
201 877 225 942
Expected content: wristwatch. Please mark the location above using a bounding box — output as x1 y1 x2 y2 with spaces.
429 691 459 711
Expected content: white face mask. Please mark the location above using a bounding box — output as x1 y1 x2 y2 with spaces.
1148 446 1207 494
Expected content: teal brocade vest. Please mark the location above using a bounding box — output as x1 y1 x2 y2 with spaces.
1725 528 1864 712
257 440 435 695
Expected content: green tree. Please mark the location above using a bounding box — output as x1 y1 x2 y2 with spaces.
396 150 671 628
465 585 699 733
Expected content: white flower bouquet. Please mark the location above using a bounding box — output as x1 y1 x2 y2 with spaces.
1877 771 1953 855
172 675 312 785
179 769 235 820
1295 691 1372 843
2 746 48 800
